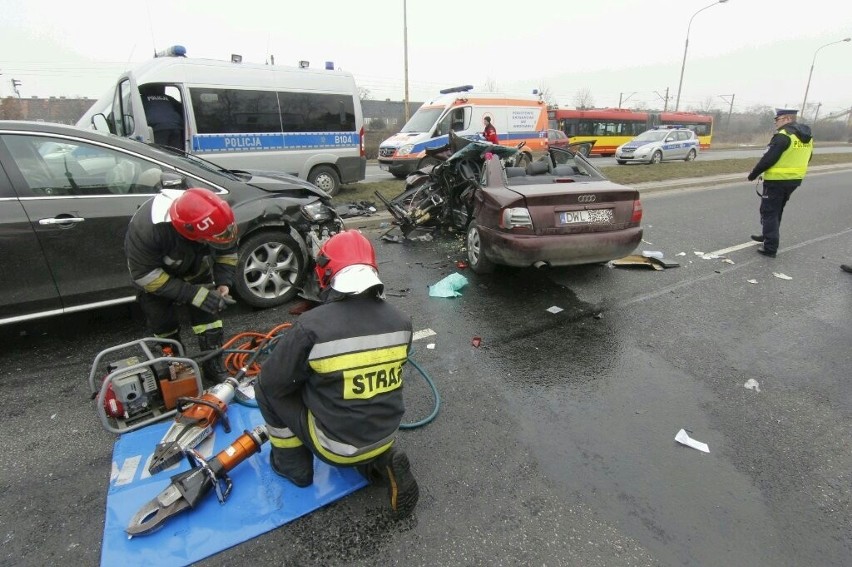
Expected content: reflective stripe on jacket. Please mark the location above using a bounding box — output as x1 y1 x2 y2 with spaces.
764 130 813 181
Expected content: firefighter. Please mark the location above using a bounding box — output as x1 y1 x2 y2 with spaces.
255 230 420 519
125 187 238 383
747 108 814 257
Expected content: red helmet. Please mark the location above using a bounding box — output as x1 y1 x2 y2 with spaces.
314 231 378 290
170 188 237 249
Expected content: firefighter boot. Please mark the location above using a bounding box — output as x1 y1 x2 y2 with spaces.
270 445 314 488
197 329 229 385
371 447 419 519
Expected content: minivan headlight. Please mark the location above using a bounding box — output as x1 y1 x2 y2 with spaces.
301 201 333 222
397 144 414 156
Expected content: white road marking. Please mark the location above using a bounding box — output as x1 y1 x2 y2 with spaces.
711 241 759 256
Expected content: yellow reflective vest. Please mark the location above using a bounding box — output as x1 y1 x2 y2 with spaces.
764 130 813 181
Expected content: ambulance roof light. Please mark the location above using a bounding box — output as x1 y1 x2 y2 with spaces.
439 85 474 95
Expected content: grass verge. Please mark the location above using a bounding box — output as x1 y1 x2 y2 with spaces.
332 152 852 205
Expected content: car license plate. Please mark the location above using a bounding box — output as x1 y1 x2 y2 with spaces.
379 164 389 171
559 209 613 224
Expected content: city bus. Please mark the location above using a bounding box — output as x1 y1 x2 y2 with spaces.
547 108 714 156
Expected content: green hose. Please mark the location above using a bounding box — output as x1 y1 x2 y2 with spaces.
400 353 441 429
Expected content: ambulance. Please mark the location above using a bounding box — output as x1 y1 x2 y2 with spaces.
77 46 365 196
377 85 548 178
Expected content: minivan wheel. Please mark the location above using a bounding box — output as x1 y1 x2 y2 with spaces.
650 151 663 164
467 223 495 274
234 230 306 308
685 148 697 161
308 165 340 196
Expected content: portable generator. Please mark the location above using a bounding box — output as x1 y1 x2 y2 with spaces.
88 338 204 434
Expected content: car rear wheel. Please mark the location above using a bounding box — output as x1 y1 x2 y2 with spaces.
650 151 662 164
234 230 306 308
616 159 627 165
685 148 697 161
308 165 340 196
466 223 495 274
391 172 408 179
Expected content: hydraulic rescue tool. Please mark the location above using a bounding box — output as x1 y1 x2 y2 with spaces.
147 334 272 474
126 425 269 537
88 338 203 434
148 379 235 474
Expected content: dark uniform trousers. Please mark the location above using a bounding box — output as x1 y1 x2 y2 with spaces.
759 180 800 253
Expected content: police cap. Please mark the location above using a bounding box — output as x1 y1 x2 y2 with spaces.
774 108 798 119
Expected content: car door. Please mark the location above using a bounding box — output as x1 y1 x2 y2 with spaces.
0 153 63 323
0 132 165 311
663 132 682 160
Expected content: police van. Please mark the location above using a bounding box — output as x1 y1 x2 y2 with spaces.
78 46 365 195
377 86 548 178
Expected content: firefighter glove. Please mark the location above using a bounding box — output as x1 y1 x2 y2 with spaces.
191 286 228 315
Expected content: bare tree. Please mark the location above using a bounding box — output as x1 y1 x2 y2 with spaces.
482 76 498 93
537 84 556 107
358 86 371 101
688 97 717 114
573 87 594 110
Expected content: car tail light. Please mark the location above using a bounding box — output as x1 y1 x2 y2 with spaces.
631 199 643 224
359 126 365 157
500 207 534 232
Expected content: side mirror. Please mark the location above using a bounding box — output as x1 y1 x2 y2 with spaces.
92 113 112 133
161 172 185 189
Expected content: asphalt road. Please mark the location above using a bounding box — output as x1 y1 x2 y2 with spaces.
364 145 852 180
1 170 850 566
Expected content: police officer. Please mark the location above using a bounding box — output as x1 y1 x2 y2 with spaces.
255 230 419 519
139 84 184 149
125 188 238 383
747 108 813 257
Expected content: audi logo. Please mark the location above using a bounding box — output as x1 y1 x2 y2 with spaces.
577 195 597 203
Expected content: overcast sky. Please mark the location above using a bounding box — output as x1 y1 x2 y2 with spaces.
1 0 850 118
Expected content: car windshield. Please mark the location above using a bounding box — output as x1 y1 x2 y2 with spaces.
633 130 670 142
400 107 444 133
150 144 243 181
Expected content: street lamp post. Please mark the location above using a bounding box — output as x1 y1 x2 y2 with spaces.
674 0 729 112
801 38 851 122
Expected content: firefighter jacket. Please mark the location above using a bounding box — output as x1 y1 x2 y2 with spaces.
125 191 237 303
748 122 813 182
257 291 413 459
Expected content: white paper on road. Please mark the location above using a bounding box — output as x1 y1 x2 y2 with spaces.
413 328 436 341
773 272 793 280
675 429 710 453
744 378 761 392
546 306 564 314
747 279 759 284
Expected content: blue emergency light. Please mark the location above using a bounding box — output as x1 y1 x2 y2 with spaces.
325 61 334 70
155 45 187 58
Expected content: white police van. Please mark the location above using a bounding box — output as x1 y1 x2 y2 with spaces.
614 126 699 165
78 46 365 195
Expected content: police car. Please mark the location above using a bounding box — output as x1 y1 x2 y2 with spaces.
614 126 699 165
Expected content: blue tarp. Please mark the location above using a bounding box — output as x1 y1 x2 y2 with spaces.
102 404 368 567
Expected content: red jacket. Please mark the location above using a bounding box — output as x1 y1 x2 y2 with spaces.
483 124 498 144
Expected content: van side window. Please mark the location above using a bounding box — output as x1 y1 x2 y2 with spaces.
190 88 357 134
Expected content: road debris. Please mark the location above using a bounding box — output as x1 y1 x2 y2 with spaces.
471 336 482 347
428 273 468 298
773 272 792 280
675 429 710 453
744 378 761 392
611 254 680 270
546 306 564 314
747 279 759 284
413 328 437 341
